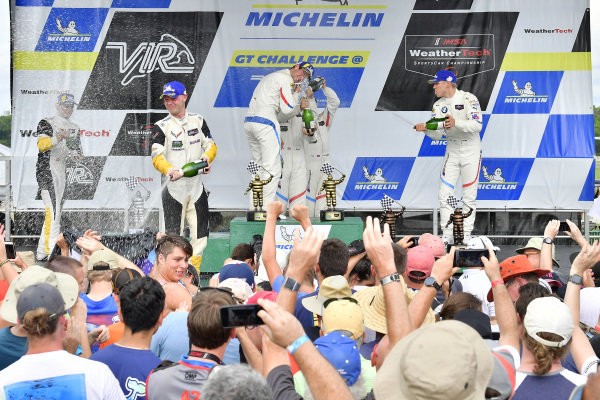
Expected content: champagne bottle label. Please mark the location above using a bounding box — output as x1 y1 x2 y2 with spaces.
181 160 208 178
425 117 447 130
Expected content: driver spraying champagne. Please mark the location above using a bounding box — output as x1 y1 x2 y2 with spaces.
151 81 217 272
36 93 83 261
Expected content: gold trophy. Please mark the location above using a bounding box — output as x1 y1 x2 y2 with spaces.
444 195 473 245
245 160 273 221
319 162 346 221
380 194 406 239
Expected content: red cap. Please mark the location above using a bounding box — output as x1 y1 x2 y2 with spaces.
247 290 278 304
486 255 548 301
419 233 445 258
406 246 435 281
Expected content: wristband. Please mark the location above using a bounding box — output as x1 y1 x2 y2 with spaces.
380 273 401 286
282 277 300 292
491 279 504 288
286 334 310 355
0 259 10 267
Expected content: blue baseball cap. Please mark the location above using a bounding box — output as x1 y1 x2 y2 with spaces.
314 331 361 386
219 262 255 290
56 93 77 106
298 61 315 79
160 81 187 99
428 70 457 84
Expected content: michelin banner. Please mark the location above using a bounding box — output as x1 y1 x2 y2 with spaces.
10 0 593 214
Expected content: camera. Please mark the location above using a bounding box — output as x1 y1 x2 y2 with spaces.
220 304 264 328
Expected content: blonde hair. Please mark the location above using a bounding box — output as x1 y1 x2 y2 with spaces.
21 307 60 337
87 269 113 284
523 331 571 375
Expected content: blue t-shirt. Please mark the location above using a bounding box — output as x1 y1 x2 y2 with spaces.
512 369 586 400
90 343 161 400
80 293 119 353
150 311 189 362
272 276 319 339
0 327 27 371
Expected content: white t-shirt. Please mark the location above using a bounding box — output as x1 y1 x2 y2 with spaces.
458 268 496 317
0 350 125 400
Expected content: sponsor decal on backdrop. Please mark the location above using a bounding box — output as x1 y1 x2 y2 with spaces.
476 158 534 201
19 128 110 138
492 71 563 114
405 34 494 77
342 157 415 201
109 113 168 156
418 114 490 157
376 12 518 111
35 8 108 52
245 9 384 27
34 157 106 201
215 50 368 109
275 224 332 251
79 12 222 110
523 28 573 34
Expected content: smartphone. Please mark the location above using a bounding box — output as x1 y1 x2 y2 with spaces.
4 242 15 259
559 221 571 232
408 237 419 248
220 304 264 328
453 249 490 269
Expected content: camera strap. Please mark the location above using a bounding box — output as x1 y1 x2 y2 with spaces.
188 350 224 365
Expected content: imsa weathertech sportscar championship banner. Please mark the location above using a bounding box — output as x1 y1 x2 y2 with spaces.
10 0 593 212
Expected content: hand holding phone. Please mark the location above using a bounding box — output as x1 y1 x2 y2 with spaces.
4 242 15 260
220 304 264 328
559 221 571 232
453 249 491 269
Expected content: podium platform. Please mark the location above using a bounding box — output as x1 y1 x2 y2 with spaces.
201 216 364 276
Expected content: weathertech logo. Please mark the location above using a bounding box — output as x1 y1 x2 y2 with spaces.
20 129 109 138
523 28 573 34
107 34 195 86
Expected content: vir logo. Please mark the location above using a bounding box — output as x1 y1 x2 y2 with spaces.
362 166 386 182
481 165 506 183
107 33 195 86
66 164 94 185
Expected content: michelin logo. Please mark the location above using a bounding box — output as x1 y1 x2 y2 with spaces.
56 18 78 35
356 166 398 190
505 80 547 103
48 17 90 42
280 226 302 242
479 165 516 189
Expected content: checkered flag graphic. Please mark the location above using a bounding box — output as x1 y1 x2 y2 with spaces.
125 176 138 191
320 162 334 175
446 195 460 209
247 160 261 174
381 194 394 211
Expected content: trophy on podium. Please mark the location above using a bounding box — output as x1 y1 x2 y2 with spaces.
245 160 273 222
319 162 346 221
445 195 473 245
125 176 151 233
380 194 405 238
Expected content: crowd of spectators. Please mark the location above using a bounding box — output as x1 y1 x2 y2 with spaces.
1 209 600 399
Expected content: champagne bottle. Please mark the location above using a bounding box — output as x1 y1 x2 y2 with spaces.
309 77 324 93
180 160 208 178
426 117 448 130
302 108 316 131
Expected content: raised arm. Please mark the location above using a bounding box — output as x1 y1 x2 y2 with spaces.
564 242 600 375
481 245 519 351
263 201 285 285
258 299 352 400
541 220 559 272
363 216 411 347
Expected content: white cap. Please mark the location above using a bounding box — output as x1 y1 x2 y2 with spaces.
466 236 500 251
524 297 573 348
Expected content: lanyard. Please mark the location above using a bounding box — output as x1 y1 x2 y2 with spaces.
188 351 224 365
